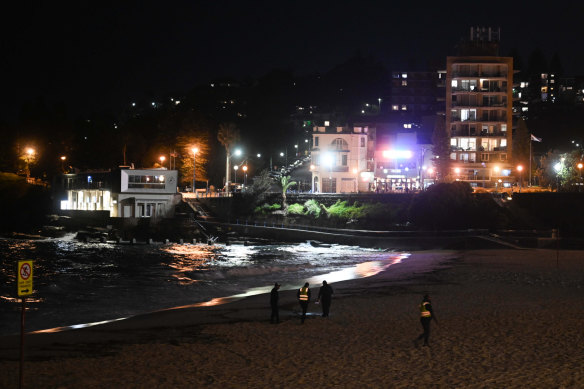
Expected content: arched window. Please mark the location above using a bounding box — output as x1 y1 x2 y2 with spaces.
331 138 348 150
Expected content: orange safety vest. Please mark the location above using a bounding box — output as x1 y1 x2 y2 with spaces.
420 301 431 318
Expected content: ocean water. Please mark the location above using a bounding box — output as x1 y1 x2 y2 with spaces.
0 234 407 336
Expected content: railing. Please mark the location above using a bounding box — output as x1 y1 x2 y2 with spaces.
480 131 506 137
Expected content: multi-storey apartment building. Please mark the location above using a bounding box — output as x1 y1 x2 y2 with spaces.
445 28 514 187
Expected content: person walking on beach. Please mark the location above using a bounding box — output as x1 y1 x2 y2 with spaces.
416 294 438 347
317 280 334 317
270 282 280 324
297 282 311 324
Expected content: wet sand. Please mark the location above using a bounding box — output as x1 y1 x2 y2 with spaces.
1 249 583 388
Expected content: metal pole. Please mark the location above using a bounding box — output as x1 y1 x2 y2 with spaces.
529 139 532 186
193 152 197 193
19 297 25 389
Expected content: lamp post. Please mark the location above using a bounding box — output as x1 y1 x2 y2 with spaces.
159 155 166 168
578 163 583 192
554 162 562 192
25 148 35 178
60 156 66 173
242 165 248 187
517 165 523 193
192 147 198 193
378 98 382 113
233 165 239 185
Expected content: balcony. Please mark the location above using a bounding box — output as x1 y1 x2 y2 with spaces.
480 131 506 138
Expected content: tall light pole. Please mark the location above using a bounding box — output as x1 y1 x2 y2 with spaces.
233 165 239 185
192 147 198 193
25 148 35 178
159 155 166 169
242 165 248 187
60 156 66 173
554 162 562 192
517 165 523 193
378 98 382 113
577 162 583 192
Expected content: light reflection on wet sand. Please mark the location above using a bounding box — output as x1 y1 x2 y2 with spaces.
30 252 409 334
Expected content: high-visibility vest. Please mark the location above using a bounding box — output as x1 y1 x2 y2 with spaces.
299 287 309 301
420 301 431 318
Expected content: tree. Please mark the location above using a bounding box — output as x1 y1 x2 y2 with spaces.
280 175 296 211
431 116 450 182
513 117 530 169
217 122 240 189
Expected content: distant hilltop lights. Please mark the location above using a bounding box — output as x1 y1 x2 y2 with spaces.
130 98 180 109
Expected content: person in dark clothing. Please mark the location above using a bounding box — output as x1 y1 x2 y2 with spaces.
416 294 438 346
317 280 334 317
270 282 280 324
297 282 311 324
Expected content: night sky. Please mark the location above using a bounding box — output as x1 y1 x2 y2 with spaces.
2 1 584 120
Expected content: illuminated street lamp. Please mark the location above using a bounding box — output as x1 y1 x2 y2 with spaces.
554 162 562 192
192 147 198 193
25 148 35 178
159 155 166 168
517 165 523 192
577 162 583 192
454 167 461 180
60 155 66 172
233 165 239 184
242 165 248 187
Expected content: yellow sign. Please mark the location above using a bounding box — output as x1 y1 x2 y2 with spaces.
17 260 33 296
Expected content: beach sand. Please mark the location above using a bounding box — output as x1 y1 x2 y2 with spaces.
1 249 583 388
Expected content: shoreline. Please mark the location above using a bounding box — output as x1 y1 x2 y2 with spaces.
1 248 583 387
0 250 453 360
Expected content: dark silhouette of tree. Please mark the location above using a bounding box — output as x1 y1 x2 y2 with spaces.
431 116 450 182
513 117 530 168
217 122 241 187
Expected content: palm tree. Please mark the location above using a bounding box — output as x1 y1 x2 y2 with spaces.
217 122 240 190
280 175 297 211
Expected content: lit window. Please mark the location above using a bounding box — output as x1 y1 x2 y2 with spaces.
392 105 399 111
402 73 408 78
401 105 407 111
403 124 412 128
451 80 458 88
402 80 407 86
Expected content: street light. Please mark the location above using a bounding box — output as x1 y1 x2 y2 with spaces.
159 155 166 168
554 162 562 192
60 156 66 172
25 148 35 178
192 147 198 193
242 165 248 187
517 165 523 192
233 165 239 185
578 162 583 192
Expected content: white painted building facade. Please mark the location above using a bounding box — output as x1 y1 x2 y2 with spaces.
59 168 181 218
310 124 374 193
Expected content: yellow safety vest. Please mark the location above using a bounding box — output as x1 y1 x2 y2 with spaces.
299 287 309 301
420 301 431 318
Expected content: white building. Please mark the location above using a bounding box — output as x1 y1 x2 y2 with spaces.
58 168 181 218
310 124 374 193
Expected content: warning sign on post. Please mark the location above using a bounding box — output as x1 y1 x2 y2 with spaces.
17 260 33 296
